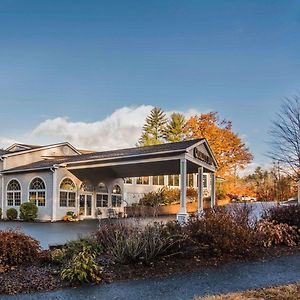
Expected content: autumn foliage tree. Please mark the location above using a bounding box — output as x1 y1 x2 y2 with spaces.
185 112 253 177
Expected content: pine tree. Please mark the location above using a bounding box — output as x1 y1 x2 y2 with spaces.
165 113 187 142
138 107 167 146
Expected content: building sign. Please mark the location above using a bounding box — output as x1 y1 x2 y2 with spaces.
194 147 214 165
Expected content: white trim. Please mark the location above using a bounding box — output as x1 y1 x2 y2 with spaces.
66 154 185 170
177 158 188 222
58 177 77 208
1 166 53 174
6 178 22 207
63 149 189 167
186 139 218 167
28 177 47 207
59 177 77 190
198 167 204 212
211 173 216 207
3 142 81 158
185 153 216 172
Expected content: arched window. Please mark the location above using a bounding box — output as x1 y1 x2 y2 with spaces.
60 178 76 207
111 184 122 207
80 180 94 192
96 182 108 207
7 180 21 206
29 178 46 207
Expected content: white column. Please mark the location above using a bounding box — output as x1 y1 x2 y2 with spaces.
52 169 58 222
210 173 216 207
177 158 188 222
0 174 4 219
198 167 204 213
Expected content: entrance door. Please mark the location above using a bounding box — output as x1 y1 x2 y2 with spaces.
79 194 93 217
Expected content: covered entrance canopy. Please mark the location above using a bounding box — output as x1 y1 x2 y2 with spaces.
62 139 218 221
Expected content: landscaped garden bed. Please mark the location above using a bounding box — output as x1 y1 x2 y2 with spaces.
1 204 300 295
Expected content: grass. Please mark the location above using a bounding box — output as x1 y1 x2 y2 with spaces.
196 282 300 300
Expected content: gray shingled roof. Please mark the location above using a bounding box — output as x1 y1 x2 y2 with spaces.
2 139 205 173
65 139 204 163
0 149 10 155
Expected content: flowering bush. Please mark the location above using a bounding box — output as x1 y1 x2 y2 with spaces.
256 220 299 247
0 229 40 267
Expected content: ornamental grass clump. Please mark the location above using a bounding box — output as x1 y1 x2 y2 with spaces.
95 223 183 264
0 229 40 267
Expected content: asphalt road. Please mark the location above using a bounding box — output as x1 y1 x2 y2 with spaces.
2 254 300 300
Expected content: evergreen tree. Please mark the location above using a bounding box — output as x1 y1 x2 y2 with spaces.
138 107 167 146
165 113 187 142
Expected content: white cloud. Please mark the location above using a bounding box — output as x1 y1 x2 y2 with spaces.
32 105 153 151
31 105 201 151
0 137 18 149
239 161 272 177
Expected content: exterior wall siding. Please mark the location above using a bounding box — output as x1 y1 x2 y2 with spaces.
54 168 124 221
3 171 53 221
5 145 78 170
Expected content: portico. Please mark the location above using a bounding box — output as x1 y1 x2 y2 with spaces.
62 138 218 221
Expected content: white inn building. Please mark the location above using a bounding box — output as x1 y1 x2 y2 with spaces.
0 139 218 222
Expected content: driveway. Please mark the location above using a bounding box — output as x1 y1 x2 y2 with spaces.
0 216 175 249
2 254 300 300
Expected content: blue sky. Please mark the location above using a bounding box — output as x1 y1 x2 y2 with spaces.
0 0 299 170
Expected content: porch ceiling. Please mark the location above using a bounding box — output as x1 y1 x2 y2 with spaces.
68 158 210 182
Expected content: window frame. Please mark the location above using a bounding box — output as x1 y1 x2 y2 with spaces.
168 175 180 187
6 179 22 207
152 175 165 186
96 182 109 208
111 184 122 207
28 177 46 207
136 176 150 185
59 178 77 208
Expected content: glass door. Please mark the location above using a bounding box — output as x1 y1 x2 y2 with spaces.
86 195 92 216
79 194 93 217
79 195 85 216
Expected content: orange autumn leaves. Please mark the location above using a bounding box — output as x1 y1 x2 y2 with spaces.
185 112 253 177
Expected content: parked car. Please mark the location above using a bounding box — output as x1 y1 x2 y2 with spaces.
281 197 298 206
240 196 257 202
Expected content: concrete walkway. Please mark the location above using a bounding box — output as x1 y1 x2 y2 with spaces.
3 254 300 300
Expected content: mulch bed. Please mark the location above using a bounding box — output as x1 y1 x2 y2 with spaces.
1 246 300 295
103 245 300 283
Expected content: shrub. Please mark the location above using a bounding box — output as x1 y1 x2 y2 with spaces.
263 204 300 228
6 208 18 220
63 237 103 262
140 190 164 207
162 187 180 204
0 229 40 267
20 202 38 221
95 223 182 264
256 220 299 247
61 246 102 283
184 208 257 256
